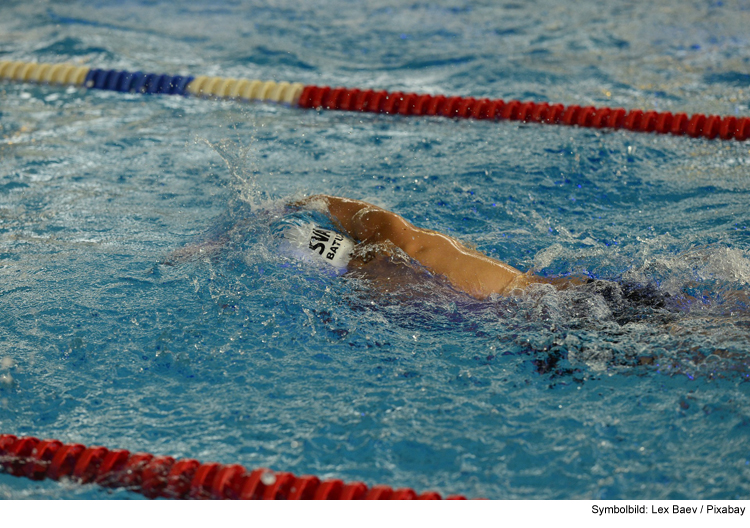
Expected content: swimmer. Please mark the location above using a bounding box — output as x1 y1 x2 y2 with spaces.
290 194 551 299
287 196 673 323
165 193 547 298
166 193 670 316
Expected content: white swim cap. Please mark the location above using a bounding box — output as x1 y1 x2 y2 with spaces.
281 223 355 269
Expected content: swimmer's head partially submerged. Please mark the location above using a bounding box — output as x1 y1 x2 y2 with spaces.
280 223 355 271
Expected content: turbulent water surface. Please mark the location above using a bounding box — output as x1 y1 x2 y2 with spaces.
1 0 749 499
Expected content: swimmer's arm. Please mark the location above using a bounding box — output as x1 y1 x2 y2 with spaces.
292 195 371 235
297 195 534 298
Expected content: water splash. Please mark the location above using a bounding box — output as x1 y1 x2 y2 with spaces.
198 136 265 208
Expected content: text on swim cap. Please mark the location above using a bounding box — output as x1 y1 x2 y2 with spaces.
309 227 346 261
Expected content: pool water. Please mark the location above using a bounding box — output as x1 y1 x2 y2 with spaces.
1 0 749 499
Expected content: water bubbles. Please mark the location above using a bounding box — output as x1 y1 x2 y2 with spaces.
0 373 13 387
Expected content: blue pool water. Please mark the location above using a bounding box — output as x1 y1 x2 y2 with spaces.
1 0 750 499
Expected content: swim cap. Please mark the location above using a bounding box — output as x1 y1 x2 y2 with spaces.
281 223 355 269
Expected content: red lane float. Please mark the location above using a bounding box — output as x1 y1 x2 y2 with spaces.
298 84 750 142
0 434 471 500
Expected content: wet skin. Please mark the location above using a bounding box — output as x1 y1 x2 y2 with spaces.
294 194 557 300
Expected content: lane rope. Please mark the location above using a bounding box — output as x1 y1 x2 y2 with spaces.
0 434 471 500
0 60 304 105
297 85 750 141
1 60 748 141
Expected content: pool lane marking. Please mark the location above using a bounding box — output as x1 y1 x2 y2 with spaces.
0 434 472 500
1 59 748 141
298 85 750 141
186 75 304 104
0 60 90 86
